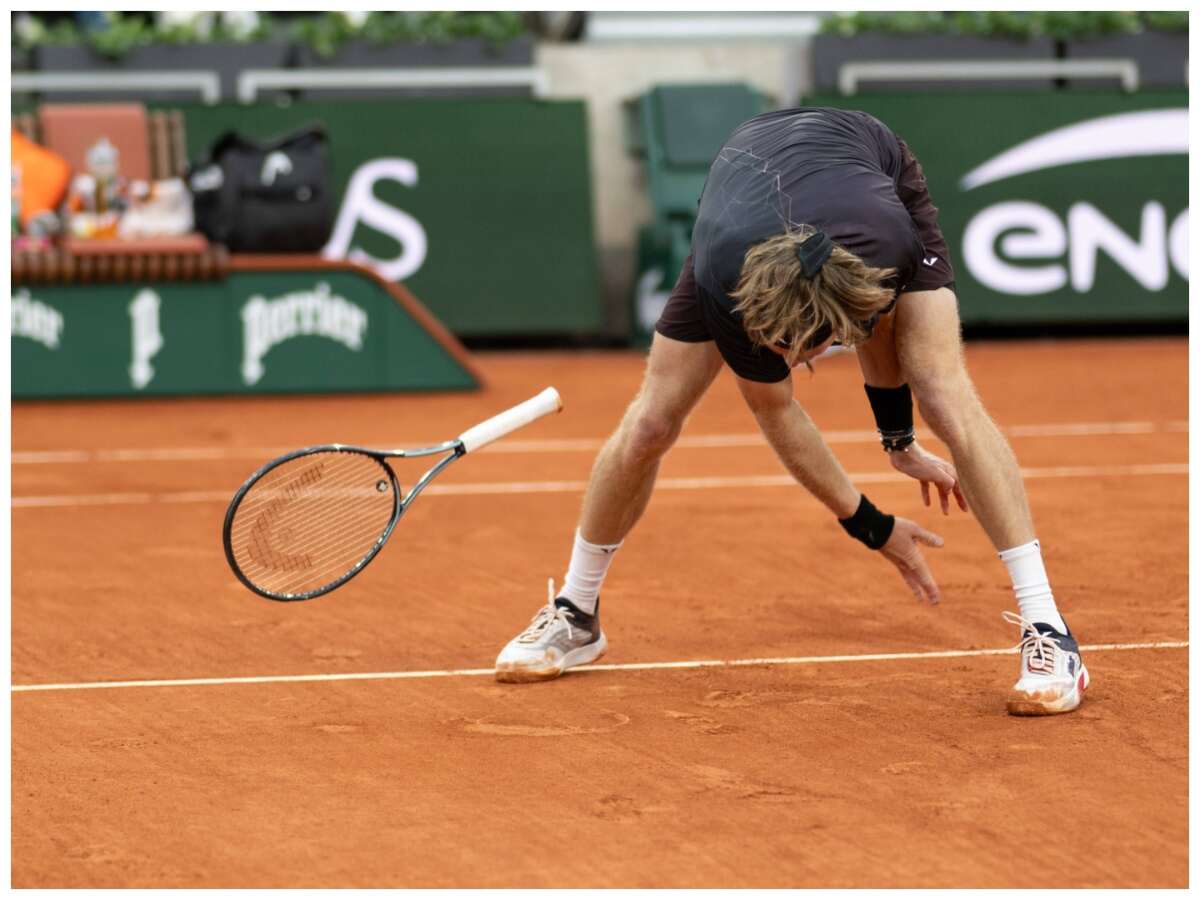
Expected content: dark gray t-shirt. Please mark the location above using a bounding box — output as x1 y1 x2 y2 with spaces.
691 107 934 382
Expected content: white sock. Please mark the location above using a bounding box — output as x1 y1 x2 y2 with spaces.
999 539 1067 633
560 529 621 615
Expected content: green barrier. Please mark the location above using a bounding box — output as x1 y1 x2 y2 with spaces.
174 98 602 337
805 91 1188 325
631 219 690 345
625 82 770 344
11 260 481 398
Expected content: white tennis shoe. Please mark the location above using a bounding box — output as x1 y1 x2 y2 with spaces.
1003 611 1090 716
494 579 607 683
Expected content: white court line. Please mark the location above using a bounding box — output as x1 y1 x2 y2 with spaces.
9 462 1189 509
9 419 1189 464
10 639 1188 693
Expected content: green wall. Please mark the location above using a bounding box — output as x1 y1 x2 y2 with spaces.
805 91 1188 324
177 98 602 336
12 267 479 398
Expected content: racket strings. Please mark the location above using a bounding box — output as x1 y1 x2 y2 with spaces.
238 461 393 585
249 505 385 591
229 451 397 597
234 464 393 595
235 475 385 589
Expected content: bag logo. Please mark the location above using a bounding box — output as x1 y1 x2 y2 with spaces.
241 282 368 385
128 288 164 389
261 151 294 186
190 164 223 192
11 288 64 350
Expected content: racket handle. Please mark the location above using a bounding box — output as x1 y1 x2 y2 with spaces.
457 387 563 454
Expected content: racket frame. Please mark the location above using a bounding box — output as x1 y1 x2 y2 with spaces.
222 439 464 602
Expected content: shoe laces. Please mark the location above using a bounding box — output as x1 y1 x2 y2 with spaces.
1002 611 1060 674
516 578 573 644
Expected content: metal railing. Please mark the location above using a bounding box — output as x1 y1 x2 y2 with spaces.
236 66 549 103
10 70 221 104
838 59 1140 94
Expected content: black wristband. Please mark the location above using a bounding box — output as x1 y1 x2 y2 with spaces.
839 494 895 550
864 383 915 452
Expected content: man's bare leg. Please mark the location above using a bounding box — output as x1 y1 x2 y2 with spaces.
494 333 723 683
855 311 967 514
854 308 904 388
893 288 1084 715
893 288 1033 549
577 333 724 545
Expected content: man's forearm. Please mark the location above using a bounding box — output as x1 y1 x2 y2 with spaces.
753 399 861 518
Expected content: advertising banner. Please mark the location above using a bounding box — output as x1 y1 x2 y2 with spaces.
12 263 480 398
176 98 603 336
806 91 1187 325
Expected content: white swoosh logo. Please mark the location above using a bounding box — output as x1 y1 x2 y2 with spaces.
960 109 1188 191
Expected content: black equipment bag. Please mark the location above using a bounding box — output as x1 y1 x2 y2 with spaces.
189 124 333 253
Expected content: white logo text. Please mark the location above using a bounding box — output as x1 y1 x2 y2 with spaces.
128 288 164 389
963 200 1187 295
261 151 293 186
241 282 368 385
323 158 428 282
11 288 64 350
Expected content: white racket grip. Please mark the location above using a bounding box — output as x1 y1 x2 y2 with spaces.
457 387 563 454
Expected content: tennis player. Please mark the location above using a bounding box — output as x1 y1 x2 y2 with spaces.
495 106 1088 716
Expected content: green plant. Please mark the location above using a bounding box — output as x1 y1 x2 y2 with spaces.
290 12 359 59
292 10 528 57
819 10 1186 40
11 15 83 49
158 13 273 46
1038 11 1141 40
13 9 529 56
821 11 1042 38
1141 11 1189 32
86 13 156 59
821 12 945 37
11 11 278 56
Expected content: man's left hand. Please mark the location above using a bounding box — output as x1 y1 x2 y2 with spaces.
888 441 968 515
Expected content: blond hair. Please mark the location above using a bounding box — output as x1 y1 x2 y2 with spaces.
730 227 897 369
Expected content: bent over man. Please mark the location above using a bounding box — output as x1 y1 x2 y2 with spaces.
495 106 1088 716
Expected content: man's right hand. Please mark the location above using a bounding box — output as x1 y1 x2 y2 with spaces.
880 517 944 604
888 441 968 515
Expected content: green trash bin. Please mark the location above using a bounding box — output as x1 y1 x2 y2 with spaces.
625 83 771 344
632 218 693 342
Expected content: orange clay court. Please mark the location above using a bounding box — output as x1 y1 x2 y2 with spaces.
11 336 1187 888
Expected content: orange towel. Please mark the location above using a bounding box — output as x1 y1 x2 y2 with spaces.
12 129 71 227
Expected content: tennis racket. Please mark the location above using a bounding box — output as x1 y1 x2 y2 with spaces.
223 387 563 602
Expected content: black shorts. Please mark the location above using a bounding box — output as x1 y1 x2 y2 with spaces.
893 137 956 293
655 140 956 348
654 249 709 343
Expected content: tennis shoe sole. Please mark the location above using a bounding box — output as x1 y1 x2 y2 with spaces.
494 631 608 684
1007 663 1090 716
